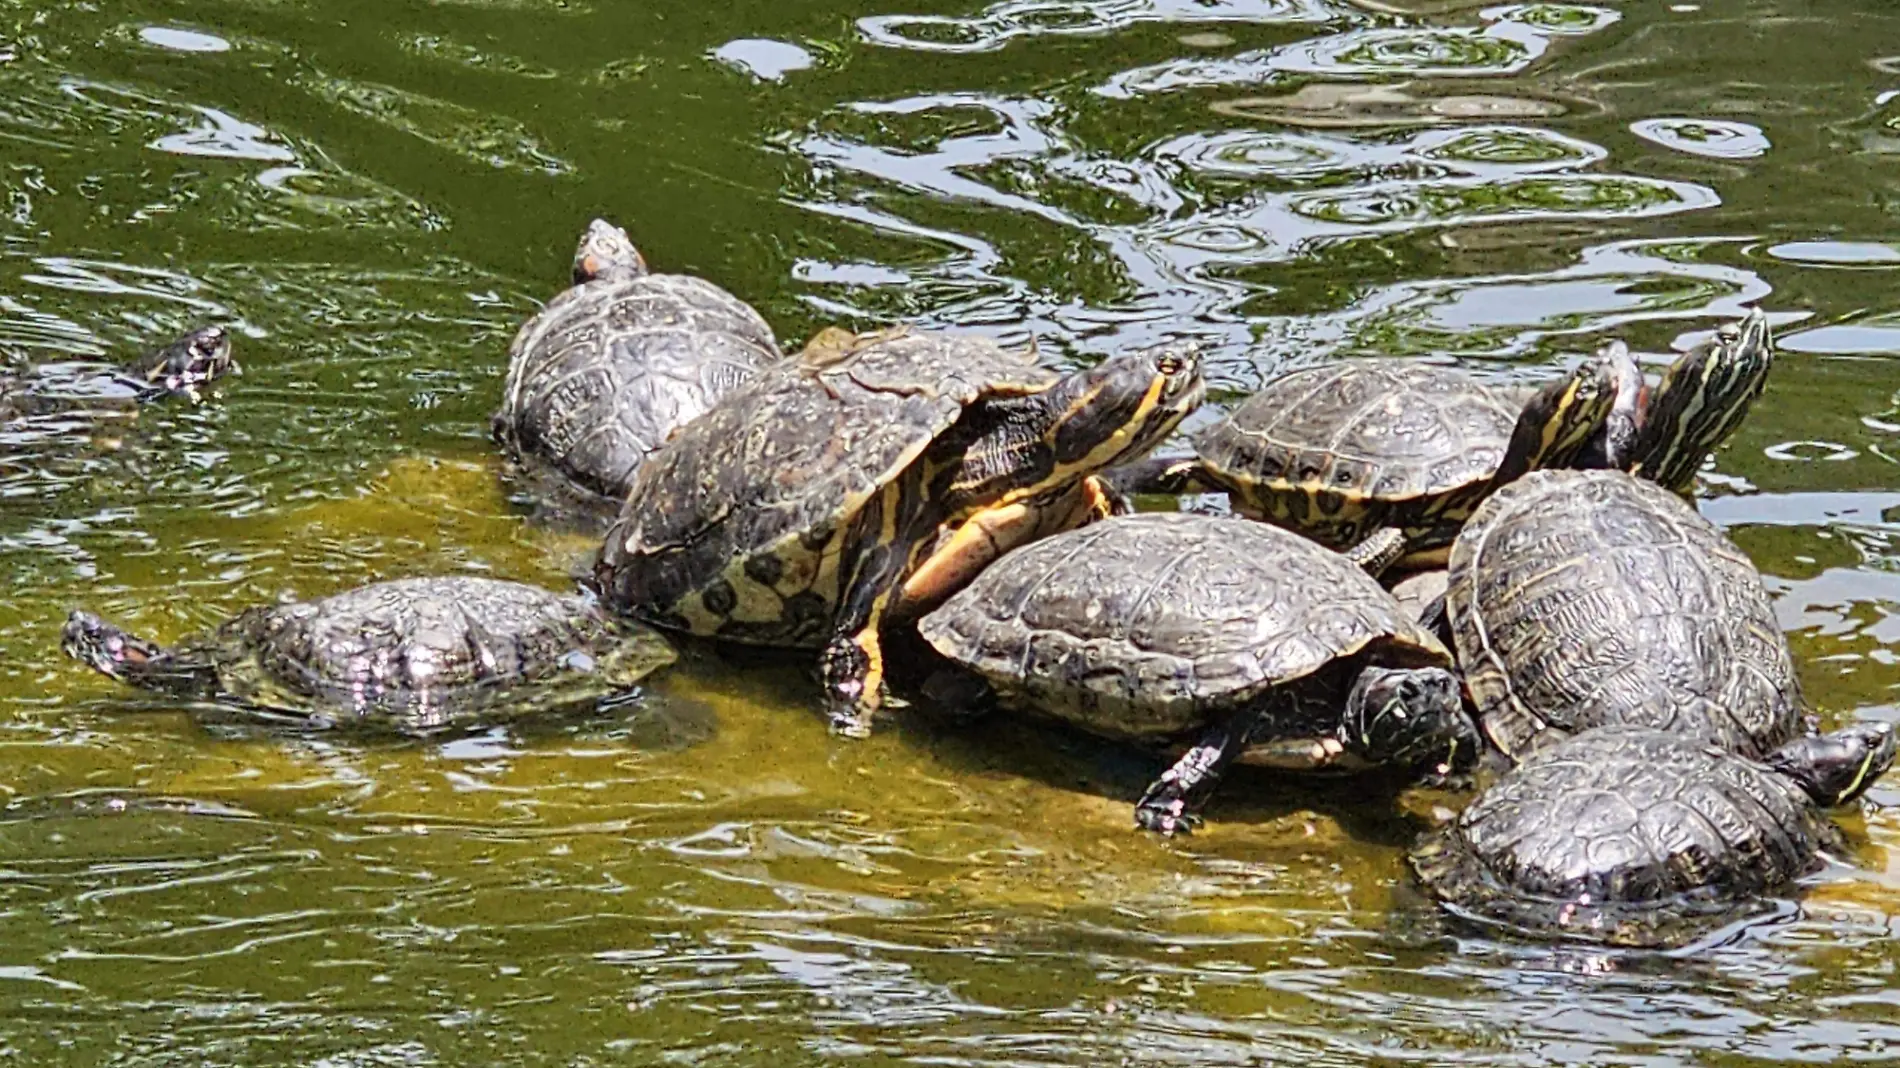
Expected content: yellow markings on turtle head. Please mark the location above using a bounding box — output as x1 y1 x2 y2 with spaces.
995 368 1173 509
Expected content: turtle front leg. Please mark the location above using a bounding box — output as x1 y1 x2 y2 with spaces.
1135 706 1260 835
820 475 942 738
895 477 1119 620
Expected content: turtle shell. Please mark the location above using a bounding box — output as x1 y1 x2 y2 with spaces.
1446 468 1799 759
916 511 1452 745
495 272 782 504
595 328 1058 648
201 577 675 728
1409 726 1835 947
1195 361 1521 553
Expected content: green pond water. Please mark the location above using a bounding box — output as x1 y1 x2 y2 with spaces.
3 0 1900 1062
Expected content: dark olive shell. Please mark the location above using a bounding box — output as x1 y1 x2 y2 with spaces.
1196 361 1520 551
917 511 1450 743
1409 726 1834 947
595 329 1055 648
495 273 781 503
1445 468 1799 759
204 577 674 726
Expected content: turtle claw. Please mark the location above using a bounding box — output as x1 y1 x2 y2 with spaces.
827 707 874 740
1134 791 1202 836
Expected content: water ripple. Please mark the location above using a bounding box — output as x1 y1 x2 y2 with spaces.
860 0 1340 54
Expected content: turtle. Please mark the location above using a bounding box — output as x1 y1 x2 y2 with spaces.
1108 308 1774 567
492 218 783 519
1408 722 1897 947
593 327 1206 738
60 576 676 731
0 323 236 421
1445 467 1800 760
1105 347 1629 568
916 512 1483 834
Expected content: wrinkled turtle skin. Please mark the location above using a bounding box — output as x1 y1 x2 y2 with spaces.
493 219 782 514
918 512 1479 833
597 327 1204 738
1410 722 1896 947
0 324 237 421
1446 468 1800 760
62 577 676 731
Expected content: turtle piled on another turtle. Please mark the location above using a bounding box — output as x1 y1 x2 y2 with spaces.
1109 308 1773 566
1409 722 1896 947
1445 468 1800 760
594 328 1205 738
1 323 236 421
61 577 675 731
493 219 782 521
918 512 1486 834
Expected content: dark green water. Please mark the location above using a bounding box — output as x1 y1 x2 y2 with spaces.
4 0 1900 1062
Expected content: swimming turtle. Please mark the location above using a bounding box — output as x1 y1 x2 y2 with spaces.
0 323 236 420
594 327 1205 738
917 512 1481 834
1110 309 1773 566
1409 722 1896 947
1445 468 1799 760
493 219 782 516
61 577 675 731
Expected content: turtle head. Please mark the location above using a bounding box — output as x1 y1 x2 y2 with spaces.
124 325 238 402
1629 307 1774 493
1573 340 1646 471
61 610 213 697
1766 721 1897 807
62 610 167 682
1341 665 1480 776
1492 350 1620 485
1044 341 1206 480
572 219 648 285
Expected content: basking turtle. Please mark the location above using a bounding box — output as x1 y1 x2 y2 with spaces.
594 328 1205 737
61 577 675 731
1446 468 1799 760
493 219 782 516
1111 309 1773 566
917 512 1481 834
1 324 236 420
1109 349 1627 567
1409 722 1896 947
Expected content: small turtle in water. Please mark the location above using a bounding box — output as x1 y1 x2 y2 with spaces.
1 324 236 420
62 577 675 731
1446 468 1800 760
493 219 782 520
1110 308 1773 567
1409 723 1896 947
595 328 1205 738
918 512 1484 834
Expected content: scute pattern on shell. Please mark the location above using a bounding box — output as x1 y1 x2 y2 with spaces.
596 330 1056 646
203 577 672 726
496 273 782 501
1409 726 1831 947
1447 469 1799 759
917 512 1450 739
1196 362 1518 549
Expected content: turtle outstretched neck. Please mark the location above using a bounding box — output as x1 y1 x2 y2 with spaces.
60 611 219 698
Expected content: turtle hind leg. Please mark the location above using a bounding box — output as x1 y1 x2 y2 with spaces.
819 472 943 738
1135 706 1259 835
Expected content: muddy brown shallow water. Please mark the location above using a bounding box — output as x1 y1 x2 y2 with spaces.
3 0 1900 1063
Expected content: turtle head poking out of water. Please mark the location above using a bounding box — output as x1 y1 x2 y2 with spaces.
118 324 239 403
